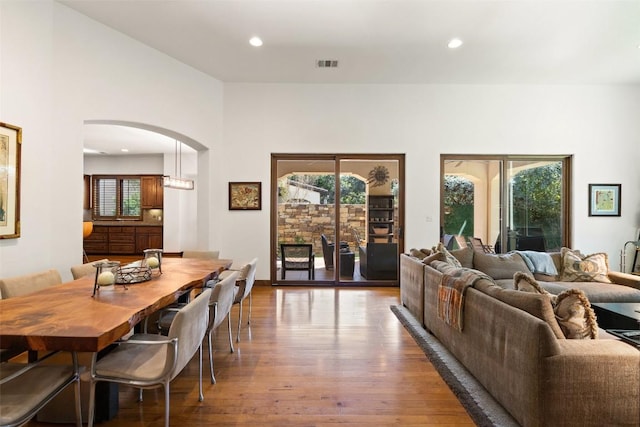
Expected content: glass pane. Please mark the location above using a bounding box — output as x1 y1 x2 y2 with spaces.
95 178 117 217
276 159 336 282
443 159 502 251
506 160 563 252
121 178 141 217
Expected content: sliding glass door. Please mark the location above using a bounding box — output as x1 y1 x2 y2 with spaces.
272 154 404 285
441 155 571 253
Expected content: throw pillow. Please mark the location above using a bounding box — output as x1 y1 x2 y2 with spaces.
450 246 474 268
554 289 598 339
422 252 444 265
560 247 612 283
474 251 531 280
436 242 462 268
513 272 557 305
409 248 427 260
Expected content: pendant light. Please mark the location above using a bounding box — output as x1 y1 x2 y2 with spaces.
163 140 194 190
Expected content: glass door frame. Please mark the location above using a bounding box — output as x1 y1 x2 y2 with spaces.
440 154 572 252
271 153 405 286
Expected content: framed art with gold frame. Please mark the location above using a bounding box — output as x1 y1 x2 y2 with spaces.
229 182 261 210
0 122 21 239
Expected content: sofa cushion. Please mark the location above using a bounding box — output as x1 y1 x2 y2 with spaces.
450 247 474 268
554 289 598 339
473 251 531 280
474 279 566 339
409 248 428 260
436 243 462 268
540 280 640 303
560 247 612 283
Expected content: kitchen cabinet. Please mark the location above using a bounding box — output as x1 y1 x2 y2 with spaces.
141 176 164 209
135 226 163 253
83 225 163 255
83 225 108 254
108 227 136 254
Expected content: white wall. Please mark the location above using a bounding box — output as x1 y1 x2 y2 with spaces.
0 1 223 281
84 154 163 175
221 84 640 274
1 1 638 283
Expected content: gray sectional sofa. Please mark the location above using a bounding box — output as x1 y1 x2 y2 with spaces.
399 248 640 427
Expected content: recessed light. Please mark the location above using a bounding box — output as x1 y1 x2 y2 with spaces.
249 36 263 47
448 38 463 49
121 148 129 152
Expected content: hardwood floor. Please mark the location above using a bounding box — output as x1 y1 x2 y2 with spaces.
29 286 474 426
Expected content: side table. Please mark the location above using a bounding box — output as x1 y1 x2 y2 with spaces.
339 251 355 278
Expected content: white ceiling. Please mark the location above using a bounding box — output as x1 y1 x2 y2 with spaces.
69 0 640 154
83 124 196 155
61 0 640 85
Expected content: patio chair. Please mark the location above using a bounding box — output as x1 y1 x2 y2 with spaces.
469 237 494 254
281 244 315 280
320 234 349 270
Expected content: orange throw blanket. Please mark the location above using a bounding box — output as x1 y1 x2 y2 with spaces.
437 268 491 331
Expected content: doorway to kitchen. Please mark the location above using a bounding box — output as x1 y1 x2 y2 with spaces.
271 154 404 286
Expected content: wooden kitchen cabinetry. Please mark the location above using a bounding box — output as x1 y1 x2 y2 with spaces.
135 226 163 253
141 175 164 209
83 225 109 254
83 225 163 255
108 227 136 254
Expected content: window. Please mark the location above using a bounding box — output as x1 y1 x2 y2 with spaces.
92 175 142 220
441 155 572 253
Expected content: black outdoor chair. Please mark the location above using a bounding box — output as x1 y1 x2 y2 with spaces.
281 244 315 280
320 234 349 270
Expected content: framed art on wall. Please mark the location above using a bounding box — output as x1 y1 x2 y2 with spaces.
0 122 22 239
229 182 262 210
588 183 621 217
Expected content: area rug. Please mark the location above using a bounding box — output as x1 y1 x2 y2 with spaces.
390 304 520 427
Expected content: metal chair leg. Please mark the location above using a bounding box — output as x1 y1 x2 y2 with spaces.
236 300 243 342
208 330 216 384
228 315 235 353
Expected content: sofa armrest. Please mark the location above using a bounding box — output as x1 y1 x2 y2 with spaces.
608 270 640 290
399 254 426 325
543 339 640 425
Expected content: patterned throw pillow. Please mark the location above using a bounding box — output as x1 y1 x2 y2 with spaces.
554 289 598 339
560 247 611 283
513 272 597 339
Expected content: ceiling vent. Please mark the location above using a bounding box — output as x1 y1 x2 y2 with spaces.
316 60 338 68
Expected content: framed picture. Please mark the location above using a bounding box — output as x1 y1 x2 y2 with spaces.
229 182 262 210
588 183 621 217
0 122 21 239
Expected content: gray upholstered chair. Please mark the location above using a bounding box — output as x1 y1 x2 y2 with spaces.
0 269 62 299
157 271 238 383
0 351 82 427
219 258 258 342
70 259 109 280
87 288 212 427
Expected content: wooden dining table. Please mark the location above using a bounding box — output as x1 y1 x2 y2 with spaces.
0 257 233 353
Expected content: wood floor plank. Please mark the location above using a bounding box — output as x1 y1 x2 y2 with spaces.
28 286 474 426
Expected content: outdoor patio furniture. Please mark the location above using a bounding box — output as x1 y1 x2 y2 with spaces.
320 234 349 270
281 244 315 280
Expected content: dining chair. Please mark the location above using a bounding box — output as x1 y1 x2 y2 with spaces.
219 258 258 342
157 271 239 383
280 244 315 280
0 351 82 427
0 269 62 299
87 288 212 427
70 259 109 280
